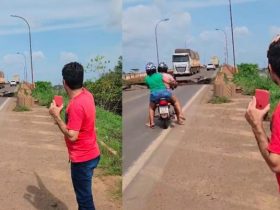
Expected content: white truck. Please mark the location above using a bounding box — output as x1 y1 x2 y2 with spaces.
172 48 201 78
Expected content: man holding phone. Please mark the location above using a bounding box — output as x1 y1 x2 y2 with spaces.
245 35 280 191
49 62 100 209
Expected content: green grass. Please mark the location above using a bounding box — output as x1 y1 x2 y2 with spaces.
209 96 231 104
96 107 121 175
13 105 31 112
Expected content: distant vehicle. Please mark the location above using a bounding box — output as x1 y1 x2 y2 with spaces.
172 48 201 78
211 56 219 67
206 63 216 71
10 80 17 87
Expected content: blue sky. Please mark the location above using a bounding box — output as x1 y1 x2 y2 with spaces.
123 0 280 72
0 0 121 85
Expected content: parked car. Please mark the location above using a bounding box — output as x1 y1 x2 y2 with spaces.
10 80 17 87
206 63 216 71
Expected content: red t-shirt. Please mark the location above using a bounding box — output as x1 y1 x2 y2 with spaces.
65 88 100 163
267 103 280 191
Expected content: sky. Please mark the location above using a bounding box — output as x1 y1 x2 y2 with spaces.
123 0 280 72
0 0 121 85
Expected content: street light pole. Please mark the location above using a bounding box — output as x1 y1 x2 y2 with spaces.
155 18 169 66
11 15 34 85
215 28 228 64
228 0 236 68
17 52 27 83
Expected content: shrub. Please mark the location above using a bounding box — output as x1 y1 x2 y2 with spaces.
233 63 280 113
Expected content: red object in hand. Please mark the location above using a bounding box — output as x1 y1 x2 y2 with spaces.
54 95 63 107
255 89 270 110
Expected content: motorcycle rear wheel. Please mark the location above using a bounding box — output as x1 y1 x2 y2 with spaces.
162 118 169 129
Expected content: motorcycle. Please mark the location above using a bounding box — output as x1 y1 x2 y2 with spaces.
156 97 175 129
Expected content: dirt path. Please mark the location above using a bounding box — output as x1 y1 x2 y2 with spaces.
0 98 121 210
125 86 280 210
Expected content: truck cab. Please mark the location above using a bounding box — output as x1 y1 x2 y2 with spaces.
172 49 200 79
172 53 191 77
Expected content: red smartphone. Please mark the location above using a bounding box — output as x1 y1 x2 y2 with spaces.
255 89 270 110
54 95 63 107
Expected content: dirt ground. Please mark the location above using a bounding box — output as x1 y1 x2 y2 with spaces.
0 98 121 210
124 86 280 210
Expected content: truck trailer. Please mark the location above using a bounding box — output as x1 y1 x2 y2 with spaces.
0 71 5 89
172 48 201 78
12 74 20 84
211 56 219 68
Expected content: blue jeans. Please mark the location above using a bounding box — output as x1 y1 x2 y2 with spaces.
71 156 100 210
150 89 172 103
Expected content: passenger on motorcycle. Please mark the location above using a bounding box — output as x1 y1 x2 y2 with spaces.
144 62 184 128
157 62 185 123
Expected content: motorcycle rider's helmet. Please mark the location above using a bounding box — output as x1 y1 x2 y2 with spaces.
145 62 157 75
158 62 168 73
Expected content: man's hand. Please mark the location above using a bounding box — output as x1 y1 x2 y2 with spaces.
49 100 64 118
245 96 270 129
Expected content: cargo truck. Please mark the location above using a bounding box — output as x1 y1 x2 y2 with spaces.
12 74 20 84
0 71 5 89
211 56 219 68
172 48 201 78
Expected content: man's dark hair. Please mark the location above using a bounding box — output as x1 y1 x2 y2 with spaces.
267 38 280 77
62 62 84 90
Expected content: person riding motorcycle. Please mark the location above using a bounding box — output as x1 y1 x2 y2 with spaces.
157 62 185 123
144 62 184 128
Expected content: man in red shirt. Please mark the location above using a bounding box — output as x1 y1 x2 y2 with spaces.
49 62 100 209
245 35 280 191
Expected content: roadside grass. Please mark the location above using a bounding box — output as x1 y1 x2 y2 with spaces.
209 96 231 104
96 107 121 176
233 63 280 114
13 105 31 112
111 178 122 200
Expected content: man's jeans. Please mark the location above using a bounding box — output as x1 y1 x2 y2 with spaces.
71 156 100 210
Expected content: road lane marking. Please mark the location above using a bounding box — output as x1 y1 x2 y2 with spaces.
0 98 11 111
123 85 208 191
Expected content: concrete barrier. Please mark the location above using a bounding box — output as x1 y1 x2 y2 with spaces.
16 83 34 108
213 65 237 97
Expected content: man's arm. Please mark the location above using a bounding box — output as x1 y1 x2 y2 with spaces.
245 96 280 173
251 123 280 172
49 100 79 142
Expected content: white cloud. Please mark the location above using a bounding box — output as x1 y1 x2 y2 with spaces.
234 26 250 37
125 0 259 9
60 52 78 63
32 51 45 61
3 54 22 65
123 4 192 70
0 0 121 35
153 0 259 9
199 30 220 41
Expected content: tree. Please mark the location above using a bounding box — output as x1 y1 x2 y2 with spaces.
85 56 122 115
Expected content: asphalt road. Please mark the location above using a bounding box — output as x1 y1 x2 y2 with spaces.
123 68 218 173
